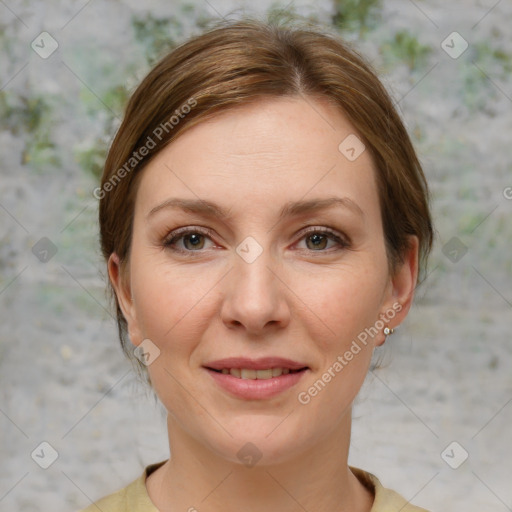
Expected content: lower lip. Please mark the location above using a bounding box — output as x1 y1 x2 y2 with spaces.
205 368 308 400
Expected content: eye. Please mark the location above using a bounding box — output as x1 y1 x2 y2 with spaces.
163 227 216 254
163 226 350 256
295 227 350 252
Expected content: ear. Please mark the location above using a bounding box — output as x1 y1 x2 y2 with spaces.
107 252 143 347
376 235 419 346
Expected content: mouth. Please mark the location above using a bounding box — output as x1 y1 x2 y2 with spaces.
203 359 310 400
206 367 309 379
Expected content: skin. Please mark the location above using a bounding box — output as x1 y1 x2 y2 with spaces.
108 95 419 512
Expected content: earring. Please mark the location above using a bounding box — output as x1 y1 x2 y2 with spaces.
383 326 394 336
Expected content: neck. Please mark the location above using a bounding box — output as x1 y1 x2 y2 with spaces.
146 409 374 512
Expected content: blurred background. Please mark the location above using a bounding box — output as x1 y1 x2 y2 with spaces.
1 1 511 510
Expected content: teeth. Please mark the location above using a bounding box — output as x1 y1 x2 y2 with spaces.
272 367 282 377
216 368 298 379
240 369 257 379
254 369 273 380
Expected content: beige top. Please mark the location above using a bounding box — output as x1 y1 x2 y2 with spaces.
79 461 430 512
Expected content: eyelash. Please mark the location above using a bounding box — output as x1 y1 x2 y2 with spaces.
162 226 350 256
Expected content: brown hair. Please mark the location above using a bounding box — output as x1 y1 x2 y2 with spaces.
98 17 433 371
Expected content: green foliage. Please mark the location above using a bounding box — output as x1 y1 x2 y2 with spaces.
332 0 381 35
0 92 60 168
75 141 108 181
102 84 130 116
462 67 489 110
380 30 432 71
18 96 51 133
472 41 512 75
264 2 323 28
78 82 127 121
267 3 303 25
462 42 512 110
22 135 59 167
76 84 129 179
132 13 183 65
0 93 50 134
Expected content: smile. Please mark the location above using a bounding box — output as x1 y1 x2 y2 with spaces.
209 367 306 379
205 367 309 400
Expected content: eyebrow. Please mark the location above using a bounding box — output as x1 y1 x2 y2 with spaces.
146 196 364 221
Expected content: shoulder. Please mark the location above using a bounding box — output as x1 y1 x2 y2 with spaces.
77 461 166 512
350 467 431 512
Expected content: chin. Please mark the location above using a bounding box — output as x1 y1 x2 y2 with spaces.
204 420 312 468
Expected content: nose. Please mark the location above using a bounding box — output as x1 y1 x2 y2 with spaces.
220 246 291 336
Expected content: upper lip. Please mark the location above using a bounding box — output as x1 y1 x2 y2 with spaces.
204 357 308 371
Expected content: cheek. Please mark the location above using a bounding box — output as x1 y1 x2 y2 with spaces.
129 247 223 352
295 269 385 418
304 261 388 353
134 274 199 339
131 262 211 401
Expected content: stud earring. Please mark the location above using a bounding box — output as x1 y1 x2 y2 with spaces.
383 326 394 336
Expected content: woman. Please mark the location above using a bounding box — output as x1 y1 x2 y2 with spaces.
84 17 433 512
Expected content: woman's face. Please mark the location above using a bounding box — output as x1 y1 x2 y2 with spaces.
110 96 417 465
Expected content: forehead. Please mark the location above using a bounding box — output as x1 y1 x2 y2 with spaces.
134 96 380 224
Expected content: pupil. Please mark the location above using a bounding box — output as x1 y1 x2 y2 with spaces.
186 234 202 248
308 234 327 250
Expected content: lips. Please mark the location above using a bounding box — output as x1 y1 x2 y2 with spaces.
203 356 309 399
204 356 308 372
